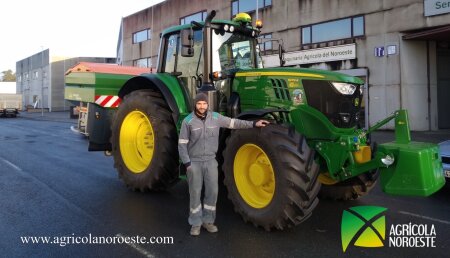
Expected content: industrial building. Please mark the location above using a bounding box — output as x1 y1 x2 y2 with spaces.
117 0 450 130
16 50 115 111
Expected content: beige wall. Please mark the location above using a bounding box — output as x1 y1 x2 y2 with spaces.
122 0 231 67
120 0 450 130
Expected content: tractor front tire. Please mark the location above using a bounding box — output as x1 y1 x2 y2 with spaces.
111 89 179 191
318 170 380 200
223 125 321 230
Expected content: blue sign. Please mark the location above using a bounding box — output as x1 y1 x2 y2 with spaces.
374 47 385 57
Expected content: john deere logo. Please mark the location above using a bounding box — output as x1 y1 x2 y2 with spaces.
341 206 387 252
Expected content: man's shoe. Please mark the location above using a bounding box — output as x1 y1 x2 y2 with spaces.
202 223 218 233
190 226 201 236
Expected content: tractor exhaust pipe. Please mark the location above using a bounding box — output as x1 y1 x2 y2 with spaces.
199 10 218 111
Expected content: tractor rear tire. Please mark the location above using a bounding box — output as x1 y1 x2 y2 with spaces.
318 170 379 200
111 89 179 191
223 125 321 231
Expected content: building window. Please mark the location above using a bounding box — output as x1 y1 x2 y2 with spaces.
133 29 151 44
301 16 364 45
133 58 152 68
180 11 207 25
25 73 29 81
259 33 272 54
302 27 311 44
33 71 39 79
232 0 272 16
18 75 21 82
352 16 364 36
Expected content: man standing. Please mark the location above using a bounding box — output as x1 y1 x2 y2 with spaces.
178 92 269 236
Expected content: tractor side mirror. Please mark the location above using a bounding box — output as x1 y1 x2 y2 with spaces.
180 29 194 57
278 44 285 67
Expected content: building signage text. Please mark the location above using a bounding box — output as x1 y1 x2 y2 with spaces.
424 0 450 16
262 44 356 68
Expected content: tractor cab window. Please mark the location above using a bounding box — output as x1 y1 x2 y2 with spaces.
163 31 203 75
212 31 261 72
177 30 204 78
163 34 178 74
162 30 204 100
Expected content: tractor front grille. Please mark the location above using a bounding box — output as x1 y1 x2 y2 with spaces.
270 79 290 101
302 79 362 128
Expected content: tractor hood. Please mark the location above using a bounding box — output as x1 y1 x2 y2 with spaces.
234 67 365 129
235 67 364 85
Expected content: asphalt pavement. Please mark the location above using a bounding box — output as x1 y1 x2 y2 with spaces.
17 110 76 124
1 112 449 258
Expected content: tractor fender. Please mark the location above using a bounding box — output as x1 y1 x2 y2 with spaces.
119 75 182 124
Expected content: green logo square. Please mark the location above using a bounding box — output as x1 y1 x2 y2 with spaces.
341 206 387 252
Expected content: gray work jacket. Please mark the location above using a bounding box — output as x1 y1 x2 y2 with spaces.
178 111 254 166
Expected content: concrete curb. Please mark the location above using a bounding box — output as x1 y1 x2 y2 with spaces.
17 111 76 124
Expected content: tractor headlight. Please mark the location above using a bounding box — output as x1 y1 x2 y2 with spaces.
229 26 235 32
224 24 229 31
331 82 357 95
381 155 395 166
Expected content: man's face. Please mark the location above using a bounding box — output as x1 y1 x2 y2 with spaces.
195 100 208 114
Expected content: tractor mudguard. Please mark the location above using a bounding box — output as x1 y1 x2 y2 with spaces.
119 74 188 125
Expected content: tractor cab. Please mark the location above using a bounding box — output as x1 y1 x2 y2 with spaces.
157 12 268 112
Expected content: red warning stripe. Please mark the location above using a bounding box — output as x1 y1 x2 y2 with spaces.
94 95 121 108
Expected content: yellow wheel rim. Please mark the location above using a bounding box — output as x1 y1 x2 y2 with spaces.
120 110 155 173
234 144 275 208
318 173 339 185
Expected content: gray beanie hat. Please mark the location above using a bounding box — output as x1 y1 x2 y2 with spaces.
194 92 208 104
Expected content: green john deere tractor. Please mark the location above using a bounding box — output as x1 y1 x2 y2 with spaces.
65 11 445 230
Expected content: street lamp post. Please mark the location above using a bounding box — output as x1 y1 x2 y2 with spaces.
256 0 259 21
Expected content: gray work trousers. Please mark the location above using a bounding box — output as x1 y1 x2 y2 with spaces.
187 159 218 226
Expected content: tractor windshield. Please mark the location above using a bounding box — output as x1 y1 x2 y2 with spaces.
212 31 262 72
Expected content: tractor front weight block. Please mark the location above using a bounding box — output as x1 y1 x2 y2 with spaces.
378 142 445 196
374 110 445 196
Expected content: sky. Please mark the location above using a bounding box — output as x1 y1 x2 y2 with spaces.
0 0 165 73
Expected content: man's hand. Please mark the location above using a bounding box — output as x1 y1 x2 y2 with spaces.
255 120 270 127
184 162 191 171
